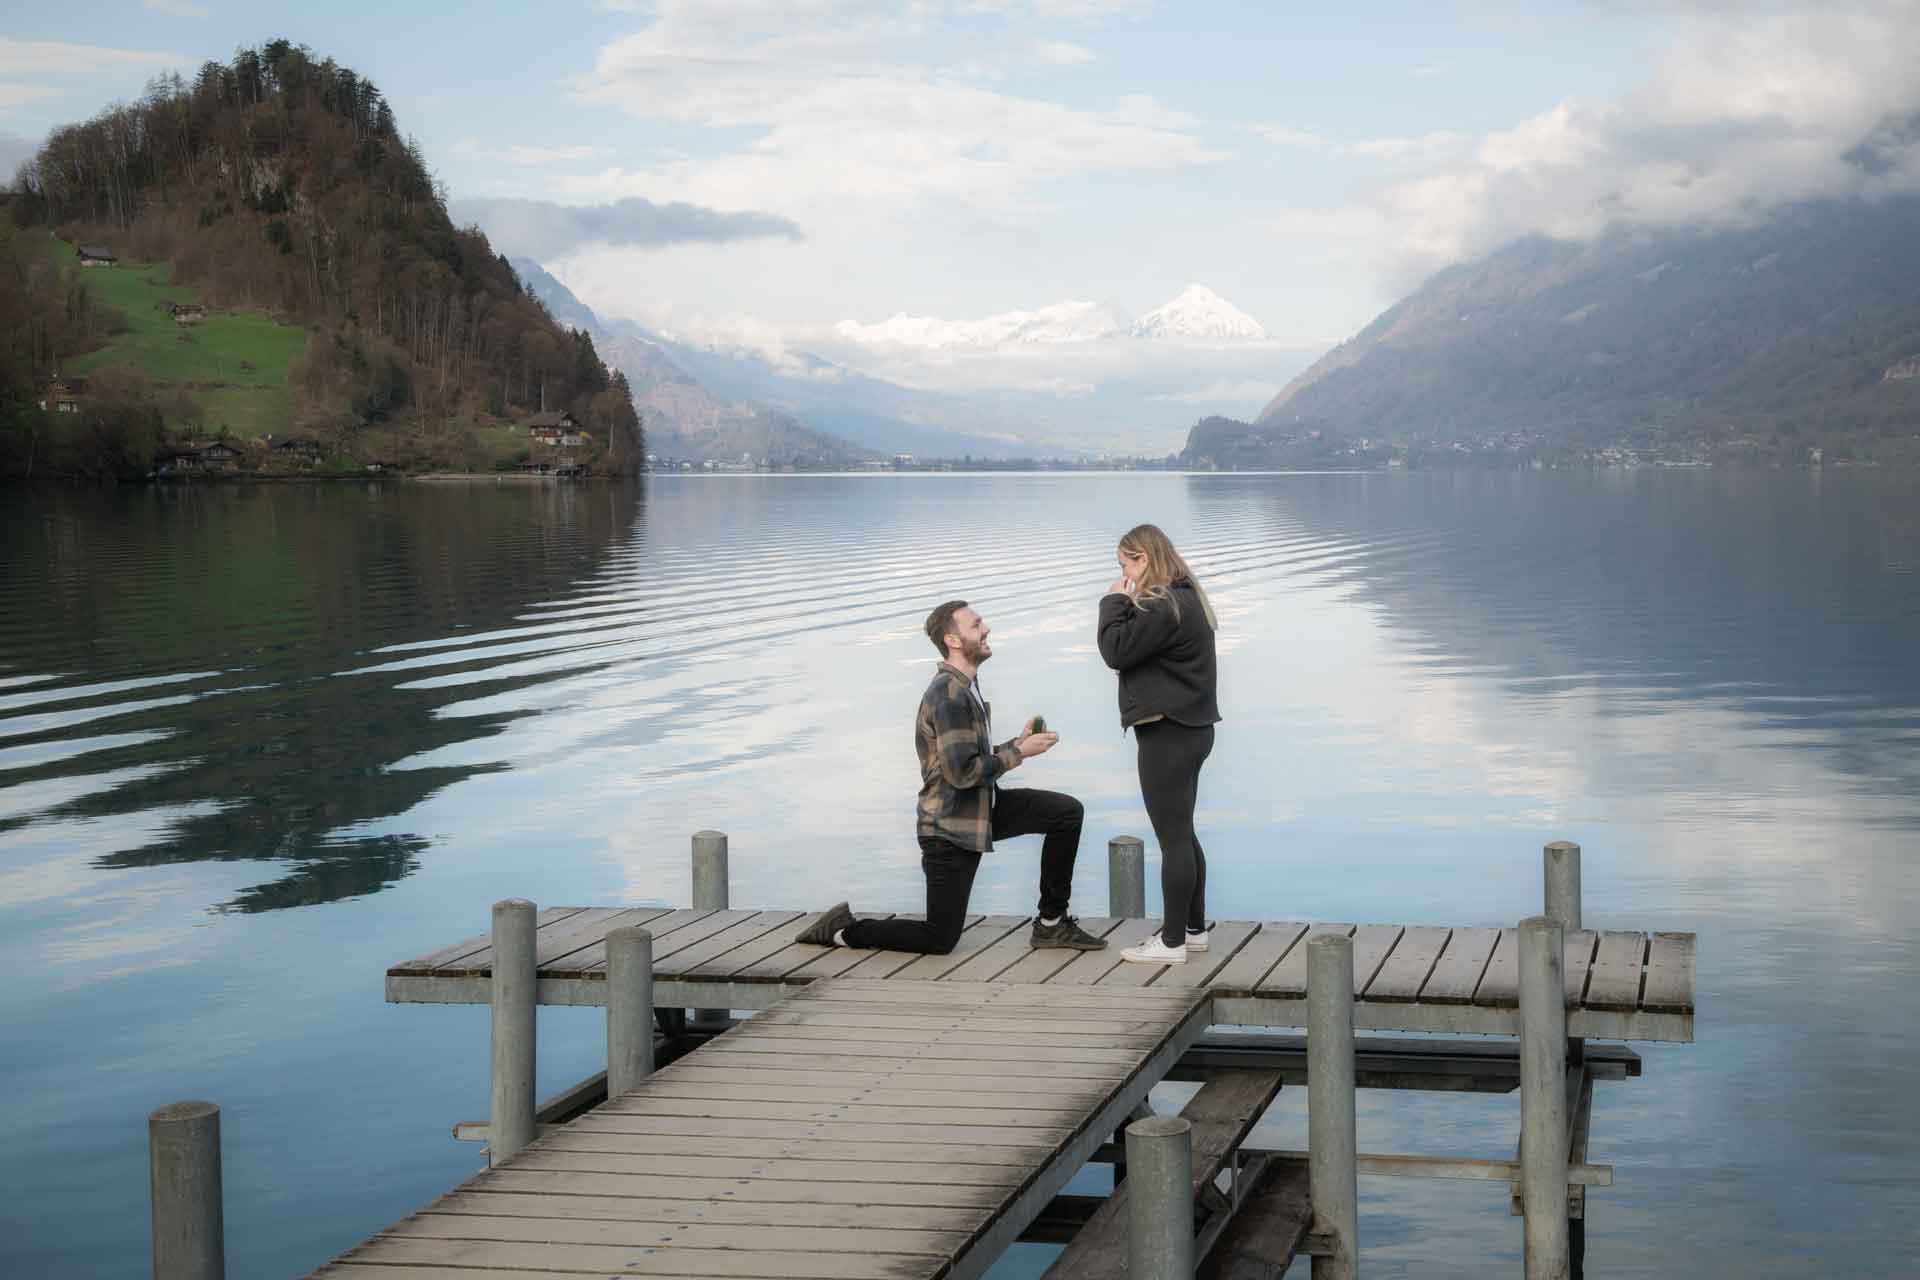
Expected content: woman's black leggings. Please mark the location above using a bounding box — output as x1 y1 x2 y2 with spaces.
1135 719 1215 948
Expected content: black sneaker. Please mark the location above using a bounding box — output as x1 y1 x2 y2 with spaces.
796 902 855 946
1031 915 1108 950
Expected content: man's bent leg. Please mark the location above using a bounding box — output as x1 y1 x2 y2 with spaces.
994 787 1085 920
839 841 981 955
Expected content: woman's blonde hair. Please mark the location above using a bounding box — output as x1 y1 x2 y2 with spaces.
1118 523 1217 629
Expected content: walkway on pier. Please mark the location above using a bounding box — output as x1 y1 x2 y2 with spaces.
313 978 1213 1280
387 909 1696 1042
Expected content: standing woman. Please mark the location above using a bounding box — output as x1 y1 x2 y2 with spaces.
1098 523 1221 965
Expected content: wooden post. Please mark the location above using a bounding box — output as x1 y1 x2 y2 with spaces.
150 1101 224 1280
1125 1114 1195 1279
490 898 538 1162
1308 933 1359 1279
690 831 730 1031
607 927 655 1098
1519 915 1570 1280
1543 839 1586 1275
1109 835 1146 919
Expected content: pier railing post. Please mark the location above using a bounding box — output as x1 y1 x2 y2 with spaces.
490 898 538 1163
1109 834 1146 919
607 927 656 1098
1308 933 1360 1280
1519 915 1571 1280
690 831 731 1031
150 1100 224 1280
1125 1114 1194 1279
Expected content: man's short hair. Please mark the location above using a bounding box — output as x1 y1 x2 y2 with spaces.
925 599 969 656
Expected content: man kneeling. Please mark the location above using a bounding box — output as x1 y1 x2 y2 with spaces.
798 599 1107 955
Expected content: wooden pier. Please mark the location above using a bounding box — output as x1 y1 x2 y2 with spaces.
270 837 1695 1279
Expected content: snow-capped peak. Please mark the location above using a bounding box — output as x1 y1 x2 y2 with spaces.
1130 284 1268 341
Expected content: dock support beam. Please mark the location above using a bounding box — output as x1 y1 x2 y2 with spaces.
607 927 656 1098
1125 1114 1194 1279
1308 933 1360 1279
1519 915 1571 1280
691 831 731 1031
1109 834 1146 919
1543 840 1586 1274
490 898 538 1162
150 1100 224 1280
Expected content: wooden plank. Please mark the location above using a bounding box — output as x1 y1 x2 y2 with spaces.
522 1131 1049 1165
501 1150 1027 1186
645 910 804 977
727 913 897 981
431 1190 989 1230
622 1080 1104 1112
1045 1069 1286 1279
1348 924 1405 993
571 908 764 972
1585 931 1649 1012
1365 926 1451 1001
689 1047 1124 1078
387 1214 966 1257
1562 929 1599 1008
1195 1156 1312 1280
1206 922 1309 996
886 915 1029 981
1157 920 1262 988
799 977 1201 1004
476 1167 1016 1206
1255 923 1354 998
538 907 720 975
650 1065 1103 1096
725 1023 1160 1050
1640 932 1697 1013
1472 928 1521 1008
335 1238 930 1278
564 1113 1070 1146
532 906 676 969
942 917 1121 983
598 1097 1088 1128
748 1007 1178 1037
1047 919 1161 985
1418 927 1499 1005
834 915 986 981
390 906 587 976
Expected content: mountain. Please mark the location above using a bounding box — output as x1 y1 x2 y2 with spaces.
1256 197 1920 463
510 257 872 465
3 40 643 477
833 283 1268 350
836 300 1128 349
1131 284 1268 341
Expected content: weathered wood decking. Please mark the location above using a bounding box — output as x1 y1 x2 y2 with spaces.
313 978 1213 1280
387 908 1696 1042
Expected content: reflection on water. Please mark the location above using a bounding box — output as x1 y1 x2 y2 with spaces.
1 470 1916 1277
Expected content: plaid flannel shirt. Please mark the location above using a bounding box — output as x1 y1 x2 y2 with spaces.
915 662 1023 852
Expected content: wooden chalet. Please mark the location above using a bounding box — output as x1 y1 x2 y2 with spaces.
76 245 116 267
273 436 323 464
197 441 243 469
523 410 580 445
38 380 82 414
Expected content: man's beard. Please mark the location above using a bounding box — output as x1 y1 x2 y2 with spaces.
963 637 992 665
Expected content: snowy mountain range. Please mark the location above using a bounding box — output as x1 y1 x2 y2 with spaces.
835 283 1268 350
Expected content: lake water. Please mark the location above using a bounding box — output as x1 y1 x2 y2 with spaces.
2 471 1916 1277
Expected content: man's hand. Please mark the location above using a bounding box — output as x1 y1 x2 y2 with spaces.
1016 731 1059 759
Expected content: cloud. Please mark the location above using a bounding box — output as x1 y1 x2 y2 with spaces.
452 195 804 259
454 140 609 167
573 0 1220 209
141 0 209 16
1249 124 1472 166
1374 2 1920 277
0 84 55 111
0 129 38 180
0 40 181 75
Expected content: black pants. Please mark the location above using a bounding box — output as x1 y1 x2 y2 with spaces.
1136 720 1214 948
841 787 1084 955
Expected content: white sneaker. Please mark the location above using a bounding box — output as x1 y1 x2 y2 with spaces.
1120 936 1188 965
1184 930 1210 952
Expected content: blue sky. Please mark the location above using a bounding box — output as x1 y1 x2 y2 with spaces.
6 2 1918 422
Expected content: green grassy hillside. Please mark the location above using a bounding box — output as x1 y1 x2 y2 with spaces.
54 240 308 436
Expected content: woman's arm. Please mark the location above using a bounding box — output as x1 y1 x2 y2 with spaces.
1098 592 1178 671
